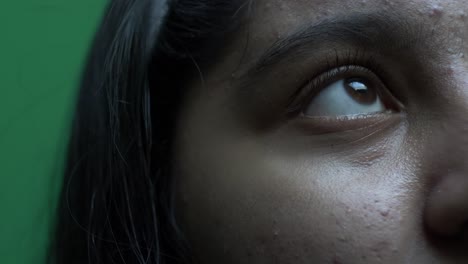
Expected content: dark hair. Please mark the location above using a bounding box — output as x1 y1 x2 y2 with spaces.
50 0 250 263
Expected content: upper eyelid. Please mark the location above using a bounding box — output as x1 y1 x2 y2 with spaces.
237 46 401 111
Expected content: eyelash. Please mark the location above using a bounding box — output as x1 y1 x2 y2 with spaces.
285 50 395 116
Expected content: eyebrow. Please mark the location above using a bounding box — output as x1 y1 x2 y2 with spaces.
243 11 432 80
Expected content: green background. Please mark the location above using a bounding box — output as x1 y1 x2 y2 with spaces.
0 1 106 263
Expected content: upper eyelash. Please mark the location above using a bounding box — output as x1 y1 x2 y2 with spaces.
325 49 387 81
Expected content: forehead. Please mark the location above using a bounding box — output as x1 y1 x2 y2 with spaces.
227 0 468 72
253 0 466 25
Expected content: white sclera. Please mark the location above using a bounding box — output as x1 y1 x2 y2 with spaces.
304 79 385 117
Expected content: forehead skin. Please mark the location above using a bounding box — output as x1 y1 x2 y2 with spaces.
173 0 468 263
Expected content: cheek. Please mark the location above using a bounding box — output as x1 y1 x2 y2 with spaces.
174 129 420 263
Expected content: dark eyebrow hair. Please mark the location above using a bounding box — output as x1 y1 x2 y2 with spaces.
243 11 432 80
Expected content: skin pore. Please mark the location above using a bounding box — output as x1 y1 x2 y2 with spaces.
173 0 468 263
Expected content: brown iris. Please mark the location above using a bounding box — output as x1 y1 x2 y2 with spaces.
344 78 377 105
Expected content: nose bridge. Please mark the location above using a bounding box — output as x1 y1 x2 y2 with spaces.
418 57 468 240
429 58 468 160
422 91 468 168
439 111 468 166
422 76 468 239
446 67 468 161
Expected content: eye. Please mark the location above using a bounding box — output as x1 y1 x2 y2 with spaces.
285 61 404 134
303 76 393 117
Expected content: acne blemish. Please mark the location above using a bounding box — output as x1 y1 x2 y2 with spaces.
333 256 343 264
344 205 352 213
429 4 443 17
276 32 282 40
382 0 395 7
273 229 279 238
246 249 253 257
458 11 466 20
446 66 455 76
278 2 286 11
379 208 390 217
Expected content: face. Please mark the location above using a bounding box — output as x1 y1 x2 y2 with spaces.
173 0 468 263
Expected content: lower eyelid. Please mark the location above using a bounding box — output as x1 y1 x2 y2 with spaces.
294 111 403 135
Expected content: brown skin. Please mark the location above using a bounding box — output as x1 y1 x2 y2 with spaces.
173 0 468 263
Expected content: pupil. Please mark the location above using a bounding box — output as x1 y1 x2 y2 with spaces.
344 78 377 105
